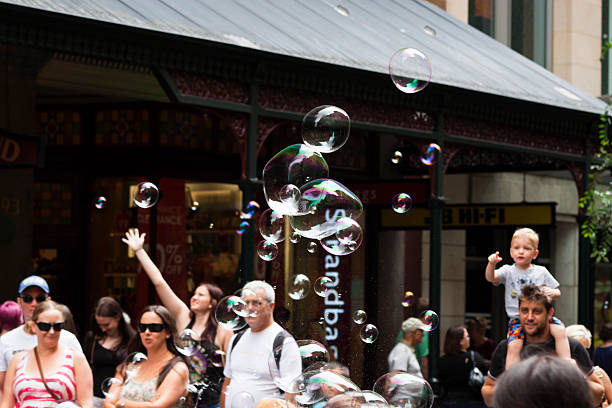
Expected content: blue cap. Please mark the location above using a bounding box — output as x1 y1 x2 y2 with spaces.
18 275 50 294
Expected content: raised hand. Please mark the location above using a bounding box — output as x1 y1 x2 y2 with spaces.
488 251 502 265
122 228 146 252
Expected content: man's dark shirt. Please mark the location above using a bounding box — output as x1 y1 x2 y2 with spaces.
488 337 593 380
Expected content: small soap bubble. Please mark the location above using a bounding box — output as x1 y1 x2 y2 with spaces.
211 350 225 368
214 296 247 331
176 329 198 356
101 377 122 399
389 48 432 94
314 277 333 297
420 143 441 166
360 324 379 343
125 352 148 378
243 201 261 219
420 310 439 331
94 196 107 209
134 182 159 208
236 220 250 235
302 105 350 153
402 291 415 308
391 150 403 164
353 310 367 324
307 241 318 254
258 208 285 244
392 193 412 214
257 240 279 261
319 317 325 325
335 217 362 245
280 184 301 204
290 231 301 244
288 274 311 300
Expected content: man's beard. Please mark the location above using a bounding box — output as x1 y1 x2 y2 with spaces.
523 320 546 338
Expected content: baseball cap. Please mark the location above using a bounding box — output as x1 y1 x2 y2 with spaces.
18 275 50 294
401 317 428 333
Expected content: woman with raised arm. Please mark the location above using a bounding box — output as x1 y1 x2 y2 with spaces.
123 229 232 408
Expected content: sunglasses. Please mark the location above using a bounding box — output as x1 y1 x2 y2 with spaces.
138 323 165 333
20 294 48 304
35 321 64 332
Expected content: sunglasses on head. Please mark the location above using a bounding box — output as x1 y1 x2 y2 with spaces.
35 321 64 332
20 294 48 304
138 323 165 333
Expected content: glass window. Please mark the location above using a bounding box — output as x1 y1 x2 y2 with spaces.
602 0 612 95
469 0 495 36
511 0 548 67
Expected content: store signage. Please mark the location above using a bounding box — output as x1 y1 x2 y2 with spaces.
381 203 556 229
0 129 40 166
349 180 429 206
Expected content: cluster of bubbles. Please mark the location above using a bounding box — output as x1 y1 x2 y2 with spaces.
94 181 160 210
255 105 364 264
400 289 439 332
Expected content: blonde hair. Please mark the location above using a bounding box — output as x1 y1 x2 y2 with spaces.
31 300 62 323
512 228 539 249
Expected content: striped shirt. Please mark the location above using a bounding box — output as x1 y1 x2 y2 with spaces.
13 349 77 407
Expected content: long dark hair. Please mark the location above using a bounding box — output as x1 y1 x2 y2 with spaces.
126 305 188 389
92 297 135 355
443 325 466 355
190 283 223 343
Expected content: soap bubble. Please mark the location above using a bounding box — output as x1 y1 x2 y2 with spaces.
302 105 350 153
353 310 367 324
230 391 255 408
263 144 329 215
419 310 439 331
125 352 148 378
391 150 403 164
214 296 247 331
258 208 285 244
290 369 361 406
279 184 301 209
236 220 250 235
94 196 107 209
176 329 198 356
289 231 301 244
420 143 441 166
268 338 303 392
298 340 330 370
392 193 412 214
288 274 311 300
373 371 434 408
314 277 334 297
242 201 261 219
211 350 225 368
134 182 159 208
402 291 415 308
257 240 279 261
307 241 318 253
320 235 361 256
101 377 123 399
389 48 432 94
290 179 363 240
360 324 379 343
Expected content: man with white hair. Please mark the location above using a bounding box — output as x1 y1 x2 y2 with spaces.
388 317 428 377
220 280 302 408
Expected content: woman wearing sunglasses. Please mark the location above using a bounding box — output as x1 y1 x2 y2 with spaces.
123 229 232 408
0 300 93 408
104 305 189 408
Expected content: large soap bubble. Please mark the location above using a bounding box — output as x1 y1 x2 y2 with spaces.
263 144 329 215
389 48 432 94
290 179 363 240
214 296 247 331
268 338 303 392
302 105 350 153
291 369 361 406
258 208 285 244
373 371 434 408
297 340 330 371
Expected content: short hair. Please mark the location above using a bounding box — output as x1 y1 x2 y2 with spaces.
323 361 350 377
0 301 22 331
443 325 466 355
600 323 612 342
243 280 275 303
494 355 591 408
56 304 78 336
518 285 552 312
512 228 539 249
566 324 592 348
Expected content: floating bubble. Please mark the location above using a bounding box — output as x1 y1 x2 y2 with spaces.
290 369 361 406
279 184 301 208
360 324 379 343
298 340 330 370
302 105 350 153
320 235 361 256
373 371 434 408
392 193 412 214
258 209 285 244
257 240 279 261
125 352 148 378
242 201 261 219
359 390 389 407
134 182 159 208
402 291 415 308
176 329 198 356
391 150 403 164
263 144 329 215
420 143 441 166
290 179 363 240
288 274 311 300
420 310 439 332
211 350 225 368
236 220 250 235
333 391 389 408
94 196 107 209
290 231 301 244
335 217 362 245
318 317 325 325
214 296 247 331
230 391 255 408
101 377 123 399
389 48 432 94
314 277 333 297
353 310 367 324
307 241 318 254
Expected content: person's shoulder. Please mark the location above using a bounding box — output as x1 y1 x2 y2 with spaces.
1 324 26 343
568 337 587 351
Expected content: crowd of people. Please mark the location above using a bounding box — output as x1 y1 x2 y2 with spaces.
1 227 611 408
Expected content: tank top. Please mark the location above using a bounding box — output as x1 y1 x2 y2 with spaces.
13 349 77 408
120 376 157 402
186 318 224 407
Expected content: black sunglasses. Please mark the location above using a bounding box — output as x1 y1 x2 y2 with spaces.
138 323 165 333
20 294 48 304
35 321 64 332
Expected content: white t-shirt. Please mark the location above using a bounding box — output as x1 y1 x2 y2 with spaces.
223 322 301 407
0 324 83 371
388 341 422 377
494 263 559 318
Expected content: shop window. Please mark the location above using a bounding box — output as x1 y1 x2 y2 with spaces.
510 0 548 67
469 0 494 37
594 263 612 346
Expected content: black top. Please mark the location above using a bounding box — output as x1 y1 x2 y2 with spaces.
439 351 488 399
488 337 593 380
186 318 224 407
594 345 612 378
83 332 127 398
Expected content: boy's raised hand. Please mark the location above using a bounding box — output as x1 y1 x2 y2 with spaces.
488 251 502 265
122 228 146 252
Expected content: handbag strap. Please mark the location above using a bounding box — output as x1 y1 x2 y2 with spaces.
469 351 476 367
33 347 61 402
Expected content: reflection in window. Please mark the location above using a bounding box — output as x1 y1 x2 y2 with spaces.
511 0 547 67
469 0 494 37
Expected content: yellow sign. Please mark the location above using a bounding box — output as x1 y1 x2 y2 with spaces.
381 203 555 228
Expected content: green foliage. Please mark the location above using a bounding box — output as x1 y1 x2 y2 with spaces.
579 110 612 263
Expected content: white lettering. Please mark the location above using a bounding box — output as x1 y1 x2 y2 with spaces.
324 255 340 269
324 308 344 325
325 327 338 341
329 345 338 360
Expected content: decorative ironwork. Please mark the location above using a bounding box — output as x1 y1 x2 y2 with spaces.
95 109 149 145
567 163 586 198
170 70 248 104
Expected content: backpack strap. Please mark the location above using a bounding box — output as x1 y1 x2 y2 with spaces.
230 329 247 353
273 330 292 368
